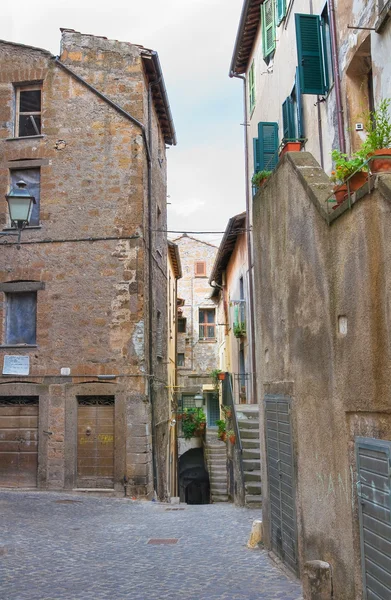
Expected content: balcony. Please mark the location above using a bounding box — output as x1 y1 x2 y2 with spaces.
231 299 246 338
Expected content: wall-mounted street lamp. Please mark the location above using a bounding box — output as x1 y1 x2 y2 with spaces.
1 180 35 243
194 392 204 408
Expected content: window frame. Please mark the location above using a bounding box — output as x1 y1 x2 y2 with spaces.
194 261 207 277
14 84 42 138
262 0 276 60
198 308 216 340
249 61 256 114
4 291 37 346
177 317 187 333
177 352 185 367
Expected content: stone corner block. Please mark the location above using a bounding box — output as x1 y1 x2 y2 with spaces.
302 560 332 600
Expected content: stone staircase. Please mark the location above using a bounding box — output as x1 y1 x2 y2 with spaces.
204 429 229 502
236 405 262 508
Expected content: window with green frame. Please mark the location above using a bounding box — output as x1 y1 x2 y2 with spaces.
249 61 255 113
262 0 276 60
282 73 305 142
276 0 286 25
253 121 279 174
295 12 332 95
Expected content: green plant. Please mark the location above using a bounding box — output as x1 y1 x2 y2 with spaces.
227 429 236 443
221 405 232 419
233 322 246 338
252 170 272 189
358 98 391 156
181 408 206 440
216 418 226 440
210 368 222 389
330 150 366 184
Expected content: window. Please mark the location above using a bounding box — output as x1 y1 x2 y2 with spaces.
177 353 185 367
199 308 215 340
261 0 276 60
321 4 334 89
295 14 330 95
178 317 187 333
249 61 255 113
156 310 163 358
253 122 279 174
5 292 37 345
195 261 206 277
282 97 296 142
15 85 42 137
10 169 40 226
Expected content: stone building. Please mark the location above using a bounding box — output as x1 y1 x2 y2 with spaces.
0 29 176 499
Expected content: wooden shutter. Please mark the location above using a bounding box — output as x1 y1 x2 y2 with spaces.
262 0 276 59
258 122 279 171
249 62 255 112
282 99 290 141
276 0 286 24
253 138 260 172
295 14 327 95
282 97 296 140
195 261 206 277
295 67 304 138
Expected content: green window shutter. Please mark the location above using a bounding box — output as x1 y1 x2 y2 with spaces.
282 99 289 141
295 14 327 95
249 62 255 112
253 138 260 172
282 98 296 141
295 67 304 138
262 0 276 59
276 0 286 25
258 122 279 171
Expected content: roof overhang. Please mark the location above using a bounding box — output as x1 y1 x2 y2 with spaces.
168 240 182 279
229 0 262 76
141 50 177 146
209 212 246 293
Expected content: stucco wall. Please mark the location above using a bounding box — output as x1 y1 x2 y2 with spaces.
253 151 391 597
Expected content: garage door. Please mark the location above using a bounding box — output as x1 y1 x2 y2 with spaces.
0 397 39 488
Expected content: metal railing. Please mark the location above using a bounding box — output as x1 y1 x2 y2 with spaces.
232 373 252 405
222 374 243 460
324 154 391 216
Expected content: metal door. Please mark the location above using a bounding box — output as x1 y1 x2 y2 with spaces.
265 395 298 574
207 393 220 427
0 397 38 488
77 397 114 489
356 438 391 600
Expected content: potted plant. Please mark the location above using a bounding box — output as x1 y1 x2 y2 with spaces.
359 98 391 173
181 408 206 439
216 419 226 442
330 150 367 205
227 430 236 444
233 322 246 338
252 170 272 190
211 368 224 389
221 405 232 419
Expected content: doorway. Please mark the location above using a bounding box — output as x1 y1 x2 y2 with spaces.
77 396 114 489
0 397 39 488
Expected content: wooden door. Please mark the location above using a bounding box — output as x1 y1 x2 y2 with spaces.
77 397 114 489
0 397 38 488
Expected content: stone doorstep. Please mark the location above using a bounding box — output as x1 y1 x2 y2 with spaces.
244 470 262 482
211 495 229 502
245 494 262 503
242 459 261 471
241 439 260 448
242 449 261 460
238 429 260 439
245 482 262 494
238 420 259 429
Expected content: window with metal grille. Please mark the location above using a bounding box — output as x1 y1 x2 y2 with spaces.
15 85 42 137
178 317 187 333
177 353 185 367
182 394 196 409
199 308 215 339
10 169 40 226
5 291 37 345
194 261 206 277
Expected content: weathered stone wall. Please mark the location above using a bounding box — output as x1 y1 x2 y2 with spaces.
0 32 170 499
253 151 391 598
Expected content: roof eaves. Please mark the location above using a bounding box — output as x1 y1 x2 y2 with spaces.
168 240 182 279
229 0 262 76
209 212 246 286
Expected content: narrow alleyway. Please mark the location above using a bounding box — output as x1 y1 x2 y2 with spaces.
0 491 302 600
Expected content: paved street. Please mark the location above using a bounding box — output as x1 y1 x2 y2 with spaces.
0 491 302 600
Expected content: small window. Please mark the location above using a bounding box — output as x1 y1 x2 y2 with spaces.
261 0 276 60
15 85 42 137
10 169 40 226
199 308 215 339
177 353 185 367
195 261 206 277
178 317 187 333
156 310 163 358
5 292 37 345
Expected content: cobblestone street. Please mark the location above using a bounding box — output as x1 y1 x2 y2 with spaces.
0 491 302 600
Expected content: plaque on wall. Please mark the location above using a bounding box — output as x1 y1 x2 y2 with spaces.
2 355 30 375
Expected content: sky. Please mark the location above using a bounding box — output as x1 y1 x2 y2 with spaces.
1 0 246 247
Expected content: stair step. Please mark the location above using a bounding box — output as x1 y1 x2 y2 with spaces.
243 449 260 460
242 439 259 449
244 469 261 482
212 495 229 502
245 482 262 494
238 419 259 429
242 459 261 471
245 494 262 504
239 429 259 439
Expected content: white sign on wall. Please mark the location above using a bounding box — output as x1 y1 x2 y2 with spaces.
2 355 30 375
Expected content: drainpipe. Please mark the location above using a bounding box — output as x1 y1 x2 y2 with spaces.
327 0 346 153
229 72 258 406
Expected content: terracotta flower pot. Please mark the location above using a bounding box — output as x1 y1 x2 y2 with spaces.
347 171 367 192
217 372 225 381
220 432 226 442
333 184 348 207
229 435 236 444
279 141 302 157
368 149 391 173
